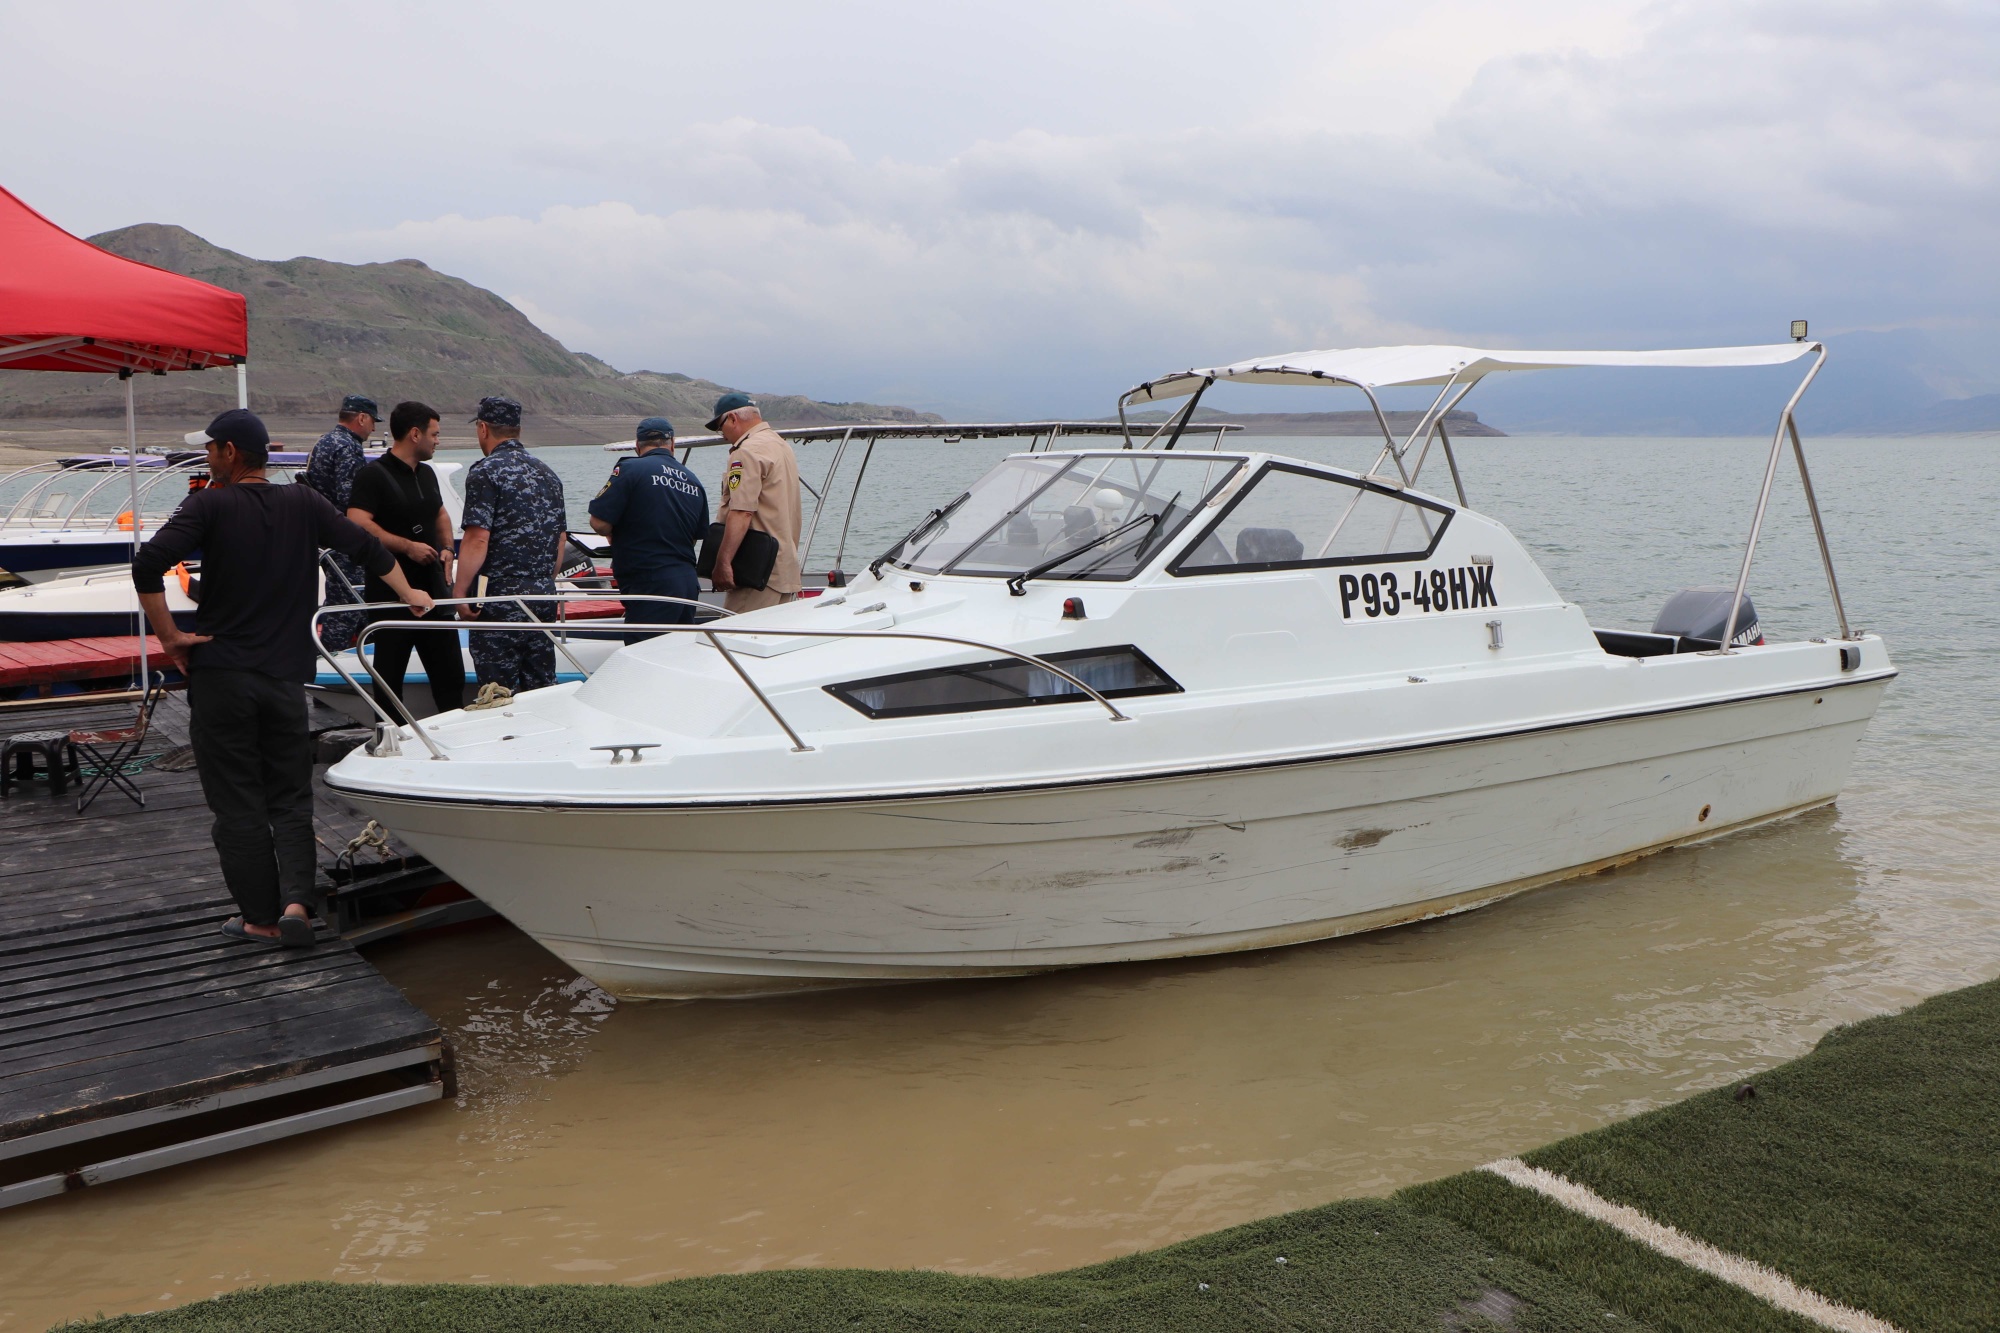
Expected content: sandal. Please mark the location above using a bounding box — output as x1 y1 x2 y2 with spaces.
277 915 318 949
220 916 267 943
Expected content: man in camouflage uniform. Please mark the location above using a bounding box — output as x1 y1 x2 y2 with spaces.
450 396 567 694
301 394 379 650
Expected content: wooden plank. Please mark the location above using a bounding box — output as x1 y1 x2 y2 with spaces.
0 895 234 944
0 961 398 1074
0 983 436 1107
0 944 377 1028
0 1045 441 1164
1 1001 440 1141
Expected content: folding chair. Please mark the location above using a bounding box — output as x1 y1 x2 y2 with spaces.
69 674 167 813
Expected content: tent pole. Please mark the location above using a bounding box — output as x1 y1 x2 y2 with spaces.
123 370 148 690
236 362 247 409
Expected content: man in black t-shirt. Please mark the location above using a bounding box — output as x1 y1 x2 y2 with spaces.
134 409 435 947
347 401 464 714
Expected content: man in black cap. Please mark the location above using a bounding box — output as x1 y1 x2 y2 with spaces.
588 417 708 642
301 394 380 651
450 396 567 695
133 409 435 947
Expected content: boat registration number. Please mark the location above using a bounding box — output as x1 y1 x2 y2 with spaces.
1339 565 1496 619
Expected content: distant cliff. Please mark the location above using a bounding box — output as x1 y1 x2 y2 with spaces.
0 224 940 428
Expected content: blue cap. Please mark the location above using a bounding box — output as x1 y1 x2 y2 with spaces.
636 416 675 442
200 408 271 460
705 392 757 432
339 394 380 418
471 396 523 429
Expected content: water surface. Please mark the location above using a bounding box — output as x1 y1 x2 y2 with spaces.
3 434 1995 1329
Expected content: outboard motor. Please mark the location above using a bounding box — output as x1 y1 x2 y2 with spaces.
1652 587 1762 649
556 535 601 584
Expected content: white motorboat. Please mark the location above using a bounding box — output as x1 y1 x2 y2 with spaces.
0 450 322 588
327 340 1892 999
0 461 461 641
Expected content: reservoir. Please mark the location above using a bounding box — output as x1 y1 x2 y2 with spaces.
2 433 1995 1329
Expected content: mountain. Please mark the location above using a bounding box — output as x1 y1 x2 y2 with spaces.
0 225 939 428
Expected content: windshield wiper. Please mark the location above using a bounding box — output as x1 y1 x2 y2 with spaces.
1007 510 1163 596
1070 493 1182 579
872 492 969 579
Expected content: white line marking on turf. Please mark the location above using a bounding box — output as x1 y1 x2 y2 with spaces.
1481 1158 1905 1333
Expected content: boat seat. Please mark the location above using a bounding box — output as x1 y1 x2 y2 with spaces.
1595 628 1696 658
1236 527 1303 564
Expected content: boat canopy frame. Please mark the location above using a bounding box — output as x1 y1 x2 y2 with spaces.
1118 340 1854 650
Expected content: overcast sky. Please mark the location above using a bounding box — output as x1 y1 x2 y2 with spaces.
6 0 1996 415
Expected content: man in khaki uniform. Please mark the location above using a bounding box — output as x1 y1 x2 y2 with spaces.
705 392 802 612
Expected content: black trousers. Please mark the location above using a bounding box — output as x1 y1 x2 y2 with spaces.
367 605 466 715
188 668 316 927
619 568 700 644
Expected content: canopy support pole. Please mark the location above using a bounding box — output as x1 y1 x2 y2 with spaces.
122 370 147 690
1161 379 1212 451
1721 344 1826 653
1788 408 1852 640
800 425 854 571
1438 422 1468 507
1400 379 1480 494
830 433 881 576
236 362 247 409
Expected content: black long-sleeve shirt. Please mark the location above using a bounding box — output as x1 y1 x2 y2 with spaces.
133 480 394 682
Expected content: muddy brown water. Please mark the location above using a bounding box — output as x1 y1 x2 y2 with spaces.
4 435 1997 1328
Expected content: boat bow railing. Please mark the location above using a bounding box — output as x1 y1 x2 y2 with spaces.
311 591 1133 761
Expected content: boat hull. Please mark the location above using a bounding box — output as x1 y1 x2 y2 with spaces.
341 675 1887 998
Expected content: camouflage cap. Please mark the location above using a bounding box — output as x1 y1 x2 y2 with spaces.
339 394 380 418
471 396 523 429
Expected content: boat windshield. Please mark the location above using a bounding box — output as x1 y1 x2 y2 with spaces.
886 453 1244 581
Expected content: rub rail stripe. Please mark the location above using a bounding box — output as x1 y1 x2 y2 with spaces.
327 670 1895 812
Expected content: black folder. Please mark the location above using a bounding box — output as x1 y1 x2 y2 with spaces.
696 522 780 591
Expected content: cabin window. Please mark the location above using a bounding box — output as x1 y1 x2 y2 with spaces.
826 645 1181 719
1172 463 1452 574
886 453 1243 582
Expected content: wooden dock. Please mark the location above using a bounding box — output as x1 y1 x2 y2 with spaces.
0 694 450 1209
0 633 165 693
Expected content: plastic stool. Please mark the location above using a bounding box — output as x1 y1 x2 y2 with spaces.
1 729 80 797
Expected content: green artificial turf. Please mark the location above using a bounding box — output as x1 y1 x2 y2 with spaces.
1515 978 2000 1333
1400 1171 1821 1333
60 1198 1641 1332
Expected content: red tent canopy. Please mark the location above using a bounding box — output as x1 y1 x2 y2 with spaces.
0 184 247 375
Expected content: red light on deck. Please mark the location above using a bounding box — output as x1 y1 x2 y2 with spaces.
1062 597 1086 620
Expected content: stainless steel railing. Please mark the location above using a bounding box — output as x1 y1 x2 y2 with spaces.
311 590 1132 761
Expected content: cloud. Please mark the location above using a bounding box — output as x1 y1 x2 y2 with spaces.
358 0 2000 416
10 0 1992 414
